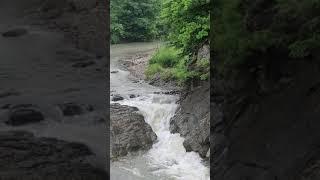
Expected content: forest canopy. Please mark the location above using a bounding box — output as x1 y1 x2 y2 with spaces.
213 0 320 72
110 0 160 43
111 0 210 84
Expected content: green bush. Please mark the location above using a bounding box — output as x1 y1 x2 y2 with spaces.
145 63 164 78
160 0 210 55
149 47 182 68
146 46 192 84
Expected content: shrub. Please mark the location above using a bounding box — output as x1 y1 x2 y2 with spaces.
149 47 182 68
145 63 164 79
146 46 192 84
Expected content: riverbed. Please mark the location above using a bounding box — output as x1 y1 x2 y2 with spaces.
110 42 210 180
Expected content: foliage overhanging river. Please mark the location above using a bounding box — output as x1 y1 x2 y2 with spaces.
110 42 210 180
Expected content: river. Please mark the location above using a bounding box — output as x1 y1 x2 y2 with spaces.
110 42 210 180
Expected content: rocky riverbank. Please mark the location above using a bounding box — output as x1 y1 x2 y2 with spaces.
120 42 211 161
211 52 320 180
110 103 157 160
0 130 107 180
170 82 210 159
0 0 108 179
211 1 320 179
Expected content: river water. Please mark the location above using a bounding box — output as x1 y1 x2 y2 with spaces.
110 42 210 180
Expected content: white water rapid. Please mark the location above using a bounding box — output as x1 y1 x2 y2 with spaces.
110 42 210 180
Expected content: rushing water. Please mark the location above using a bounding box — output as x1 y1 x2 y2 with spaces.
110 42 210 180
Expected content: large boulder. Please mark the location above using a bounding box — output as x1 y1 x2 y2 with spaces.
170 82 210 158
6 104 44 126
2 28 28 37
111 94 124 102
0 130 107 179
110 104 157 159
58 102 94 116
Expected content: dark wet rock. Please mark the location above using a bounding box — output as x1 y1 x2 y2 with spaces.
58 103 94 116
111 70 119 73
2 28 28 37
1 104 11 109
110 104 157 159
162 90 180 95
86 104 94 112
6 104 44 126
153 91 180 95
58 103 83 116
0 130 107 180
58 102 94 116
129 94 137 98
170 82 210 158
0 89 20 98
211 36 320 179
72 61 95 68
111 95 124 102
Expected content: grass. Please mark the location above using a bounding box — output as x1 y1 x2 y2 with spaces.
149 46 182 68
146 46 190 84
146 45 210 85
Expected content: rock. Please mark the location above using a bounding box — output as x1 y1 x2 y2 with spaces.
182 113 210 157
1 104 11 109
170 82 210 158
0 89 20 98
111 70 119 74
86 104 94 112
72 61 95 68
0 130 107 179
111 95 124 102
2 28 28 37
58 102 84 116
6 104 44 126
110 104 157 159
197 44 210 61
211 52 320 179
162 90 180 95
129 94 136 98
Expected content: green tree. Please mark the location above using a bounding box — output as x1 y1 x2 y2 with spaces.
160 0 210 54
111 0 160 43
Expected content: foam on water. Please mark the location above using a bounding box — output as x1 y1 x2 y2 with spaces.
111 42 209 180
119 94 210 180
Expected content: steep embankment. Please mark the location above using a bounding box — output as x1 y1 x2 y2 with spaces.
170 82 210 158
211 0 320 179
169 44 211 159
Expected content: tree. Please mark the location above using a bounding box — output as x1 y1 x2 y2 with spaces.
111 0 160 43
